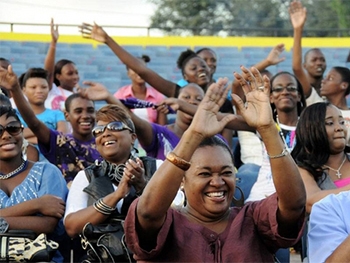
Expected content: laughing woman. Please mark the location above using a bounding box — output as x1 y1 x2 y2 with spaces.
64 104 161 262
124 69 306 262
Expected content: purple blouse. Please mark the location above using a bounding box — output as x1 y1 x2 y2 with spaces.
39 129 102 183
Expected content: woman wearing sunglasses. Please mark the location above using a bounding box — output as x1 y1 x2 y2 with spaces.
0 105 68 262
63 104 161 262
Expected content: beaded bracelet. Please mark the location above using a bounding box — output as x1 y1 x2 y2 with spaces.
93 198 116 215
267 148 289 159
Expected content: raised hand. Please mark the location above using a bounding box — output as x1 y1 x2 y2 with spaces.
266 43 286 66
188 77 236 138
50 18 59 43
76 81 110 101
232 66 273 130
80 22 109 43
289 0 307 29
0 65 20 91
37 195 66 218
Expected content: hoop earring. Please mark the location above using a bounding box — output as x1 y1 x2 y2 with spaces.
232 186 245 207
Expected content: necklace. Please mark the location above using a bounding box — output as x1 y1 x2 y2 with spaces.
323 155 347 179
275 116 298 151
0 159 28 180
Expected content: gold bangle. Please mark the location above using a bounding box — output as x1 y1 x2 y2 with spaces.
267 148 289 159
166 152 191 171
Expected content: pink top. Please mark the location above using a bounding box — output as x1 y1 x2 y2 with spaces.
114 85 165 124
334 177 350 188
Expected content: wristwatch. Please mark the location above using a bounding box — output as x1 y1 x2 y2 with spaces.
0 217 9 234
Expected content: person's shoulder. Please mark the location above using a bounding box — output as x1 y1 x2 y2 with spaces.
147 86 166 99
114 85 132 97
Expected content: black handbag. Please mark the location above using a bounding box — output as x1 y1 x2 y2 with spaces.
80 219 133 263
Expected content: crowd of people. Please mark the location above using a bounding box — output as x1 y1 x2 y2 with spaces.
0 1 350 262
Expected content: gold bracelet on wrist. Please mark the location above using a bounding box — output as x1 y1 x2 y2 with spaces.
267 147 289 159
166 152 191 171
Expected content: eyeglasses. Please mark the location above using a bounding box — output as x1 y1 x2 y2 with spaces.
0 121 24 137
271 85 298 93
92 121 133 138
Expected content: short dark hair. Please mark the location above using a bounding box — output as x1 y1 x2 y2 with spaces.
197 136 234 165
0 105 20 122
20 68 49 88
96 104 135 133
333 66 350 95
196 48 217 57
64 93 94 112
304 48 324 62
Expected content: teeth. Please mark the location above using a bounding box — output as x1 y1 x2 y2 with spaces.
81 122 90 125
104 141 115 146
198 73 206 78
317 67 322 72
206 192 224 197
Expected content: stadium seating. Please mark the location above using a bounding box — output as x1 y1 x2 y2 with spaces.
1 41 348 100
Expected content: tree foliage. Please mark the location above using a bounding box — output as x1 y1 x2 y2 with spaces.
149 0 350 36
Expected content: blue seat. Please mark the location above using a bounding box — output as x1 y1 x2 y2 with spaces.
75 64 98 73
0 41 22 48
21 42 49 54
144 46 168 53
0 46 11 54
11 63 28 76
10 46 39 55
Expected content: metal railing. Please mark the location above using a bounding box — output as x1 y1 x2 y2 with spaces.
1 22 349 37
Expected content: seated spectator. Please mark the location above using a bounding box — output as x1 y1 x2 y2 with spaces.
292 102 350 213
289 0 326 96
114 54 167 125
0 105 68 262
124 69 306 262
246 71 306 202
0 65 102 185
291 101 350 261
17 68 68 145
64 104 162 262
0 92 39 162
308 191 350 262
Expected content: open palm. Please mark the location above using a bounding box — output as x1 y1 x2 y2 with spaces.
232 67 273 129
80 22 108 43
289 1 307 29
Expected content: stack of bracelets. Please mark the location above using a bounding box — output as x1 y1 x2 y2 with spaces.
93 198 116 215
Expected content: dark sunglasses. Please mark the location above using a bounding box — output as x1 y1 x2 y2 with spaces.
0 121 24 137
92 121 132 138
271 85 298 93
